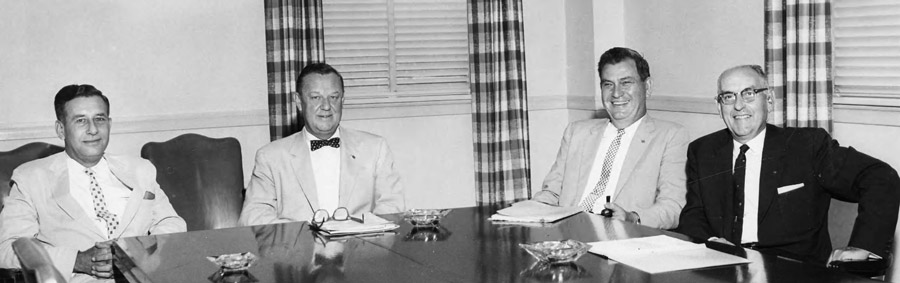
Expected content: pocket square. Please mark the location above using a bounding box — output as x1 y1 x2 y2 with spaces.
777 183 804 194
143 191 156 200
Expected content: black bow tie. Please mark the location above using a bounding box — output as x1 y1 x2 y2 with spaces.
310 137 341 151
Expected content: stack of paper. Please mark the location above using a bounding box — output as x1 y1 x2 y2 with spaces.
588 235 751 274
489 200 582 223
316 212 399 236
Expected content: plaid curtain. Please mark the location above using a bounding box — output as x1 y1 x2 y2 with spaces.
468 0 531 206
765 0 833 132
265 0 326 141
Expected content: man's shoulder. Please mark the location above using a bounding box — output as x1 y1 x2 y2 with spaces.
258 131 304 155
341 127 386 143
689 128 732 149
11 152 65 178
565 118 607 133
105 154 154 170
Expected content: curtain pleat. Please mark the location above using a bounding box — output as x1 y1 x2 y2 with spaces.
765 0 833 132
468 0 531 206
265 0 326 141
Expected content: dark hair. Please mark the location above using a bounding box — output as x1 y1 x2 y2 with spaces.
597 47 651 81
296 63 345 93
54 84 109 121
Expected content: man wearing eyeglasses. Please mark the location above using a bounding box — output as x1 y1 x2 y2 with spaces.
0 84 186 282
676 65 900 265
239 63 405 226
531 47 689 229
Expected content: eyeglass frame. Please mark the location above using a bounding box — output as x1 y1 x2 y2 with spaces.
715 87 768 105
310 207 363 228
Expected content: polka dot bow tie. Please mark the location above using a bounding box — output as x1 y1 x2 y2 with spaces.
310 137 341 151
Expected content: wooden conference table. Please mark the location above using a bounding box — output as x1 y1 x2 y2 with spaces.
112 206 877 283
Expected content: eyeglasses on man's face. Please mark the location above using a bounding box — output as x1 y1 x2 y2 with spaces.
716 87 768 105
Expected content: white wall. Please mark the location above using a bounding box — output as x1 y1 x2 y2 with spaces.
0 1 478 209
624 0 765 99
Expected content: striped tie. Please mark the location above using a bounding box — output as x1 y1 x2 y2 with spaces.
85 168 119 238
580 129 626 212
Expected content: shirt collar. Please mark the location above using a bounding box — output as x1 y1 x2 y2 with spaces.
607 116 645 134
733 128 767 155
66 155 109 176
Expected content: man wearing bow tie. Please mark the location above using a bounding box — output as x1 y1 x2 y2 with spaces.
239 63 405 226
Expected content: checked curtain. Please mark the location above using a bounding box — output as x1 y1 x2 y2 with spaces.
765 0 833 132
468 0 532 206
265 0 326 141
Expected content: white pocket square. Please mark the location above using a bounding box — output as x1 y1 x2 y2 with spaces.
777 183 804 194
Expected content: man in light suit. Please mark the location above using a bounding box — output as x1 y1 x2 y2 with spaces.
0 84 186 282
239 63 405 226
532 47 689 229
676 65 900 265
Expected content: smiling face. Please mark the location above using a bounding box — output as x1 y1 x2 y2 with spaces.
717 67 773 143
295 72 344 140
56 96 111 167
599 59 651 129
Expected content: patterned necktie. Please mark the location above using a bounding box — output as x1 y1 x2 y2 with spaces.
731 144 750 244
85 168 119 238
580 129 626 212
310 137 341 151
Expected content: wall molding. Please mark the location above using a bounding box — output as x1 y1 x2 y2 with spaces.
0 99 475 142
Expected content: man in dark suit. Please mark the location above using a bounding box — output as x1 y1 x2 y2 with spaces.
676 65 900 265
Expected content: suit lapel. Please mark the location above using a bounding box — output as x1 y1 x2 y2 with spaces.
712 131 736 237
49 154 105 239
613 117 655 200
758 124 785 222
339 128 360 207
572 121 606 204
107 156 142 238
291 130 320 211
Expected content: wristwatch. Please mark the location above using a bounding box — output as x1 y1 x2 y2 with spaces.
629 211 641 224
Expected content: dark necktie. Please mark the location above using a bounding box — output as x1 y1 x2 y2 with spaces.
310 137 341 151
732 144 750 244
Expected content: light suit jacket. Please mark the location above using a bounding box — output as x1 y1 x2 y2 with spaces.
0 152 186 282
239 127 405 226
532 116 689 229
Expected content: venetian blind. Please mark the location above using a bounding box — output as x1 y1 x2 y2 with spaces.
833 0 900 103
322 0 470 99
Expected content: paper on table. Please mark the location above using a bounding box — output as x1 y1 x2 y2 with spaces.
588 235 750 274
489 200 582 223
318 213 399 236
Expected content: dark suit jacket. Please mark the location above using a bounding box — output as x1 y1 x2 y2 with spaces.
676 124 900 264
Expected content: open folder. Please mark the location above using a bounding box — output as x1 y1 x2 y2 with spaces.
489 200 582 223
588 235 750 274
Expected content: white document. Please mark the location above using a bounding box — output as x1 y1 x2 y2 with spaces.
589 235 750 274
489 200 582 223
318 213 399 236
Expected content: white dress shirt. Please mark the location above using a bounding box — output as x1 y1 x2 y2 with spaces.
579 117 645 209
66 156 131 239
306 129 342 214
734 128 766 244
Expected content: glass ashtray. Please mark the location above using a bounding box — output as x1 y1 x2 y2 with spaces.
403 209 451 227
207 252 258 271
519 240 590 264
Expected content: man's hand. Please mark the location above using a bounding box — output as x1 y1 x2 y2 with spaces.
602 203 640 223
828 246 879 264
74 241 114 278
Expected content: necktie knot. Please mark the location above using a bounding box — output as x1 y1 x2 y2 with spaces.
311 137 341 151
739 144 750 155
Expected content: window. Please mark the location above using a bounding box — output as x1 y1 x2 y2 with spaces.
832 0 900 107
322 0 470 101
